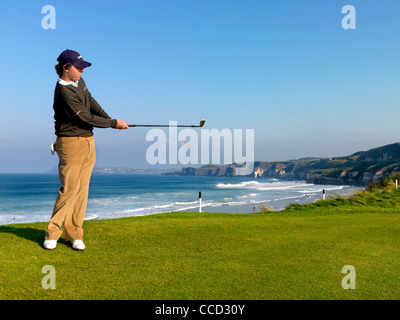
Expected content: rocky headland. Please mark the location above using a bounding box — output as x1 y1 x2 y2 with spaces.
172 142 400 186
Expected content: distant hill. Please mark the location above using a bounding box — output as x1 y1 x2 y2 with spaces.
176 142 400 185
355 143 400 162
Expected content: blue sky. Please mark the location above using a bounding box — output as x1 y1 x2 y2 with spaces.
0 0 399 173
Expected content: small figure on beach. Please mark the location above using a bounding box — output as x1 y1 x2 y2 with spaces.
43 49 130 251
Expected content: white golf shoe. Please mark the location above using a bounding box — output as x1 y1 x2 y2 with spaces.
71 240 85 251
43 240 57 250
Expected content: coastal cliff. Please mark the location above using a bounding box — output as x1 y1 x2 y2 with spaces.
174 142 400 186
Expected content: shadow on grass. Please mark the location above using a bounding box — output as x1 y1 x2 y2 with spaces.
0 225 67 248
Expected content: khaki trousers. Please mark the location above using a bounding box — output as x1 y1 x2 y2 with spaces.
45 136 96 241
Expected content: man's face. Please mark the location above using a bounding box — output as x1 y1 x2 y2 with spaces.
65 64 84 81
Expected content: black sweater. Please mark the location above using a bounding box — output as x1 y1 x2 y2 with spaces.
53 78 117 137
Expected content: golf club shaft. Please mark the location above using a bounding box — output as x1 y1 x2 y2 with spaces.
128 119 205 128
128 124 201 127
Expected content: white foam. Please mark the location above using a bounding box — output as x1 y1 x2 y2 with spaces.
216 180 314 191
297 186 347 193
154 204 173 209
216 181 262 188
84 214 98 221
174 201 199 205
239 193 258 198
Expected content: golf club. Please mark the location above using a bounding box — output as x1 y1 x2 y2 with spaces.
128 119 205 128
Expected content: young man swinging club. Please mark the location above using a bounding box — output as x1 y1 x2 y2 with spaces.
43 49 130 251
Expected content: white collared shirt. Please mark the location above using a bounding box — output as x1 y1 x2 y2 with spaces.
58 78 79 87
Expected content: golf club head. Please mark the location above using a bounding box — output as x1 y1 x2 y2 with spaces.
199 119 205 127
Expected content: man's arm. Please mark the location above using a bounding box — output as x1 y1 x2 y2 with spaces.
87 90 130 129
60 85 117 128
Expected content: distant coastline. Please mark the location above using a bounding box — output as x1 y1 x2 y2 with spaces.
167 142 400 186
43 142 400 187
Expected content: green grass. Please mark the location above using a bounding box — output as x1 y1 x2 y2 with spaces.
1 177 400 300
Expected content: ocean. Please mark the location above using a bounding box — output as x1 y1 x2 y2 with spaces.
0 174 364 226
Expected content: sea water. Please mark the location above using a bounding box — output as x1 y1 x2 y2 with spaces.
0 174 364 225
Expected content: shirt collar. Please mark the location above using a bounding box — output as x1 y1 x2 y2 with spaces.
58 78 79 87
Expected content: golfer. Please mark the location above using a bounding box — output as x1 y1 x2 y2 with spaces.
43 49 129 251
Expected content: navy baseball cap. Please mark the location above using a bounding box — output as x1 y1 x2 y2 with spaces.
57 49 92 68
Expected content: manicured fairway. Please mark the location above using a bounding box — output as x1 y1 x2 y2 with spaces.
1 198 399 299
